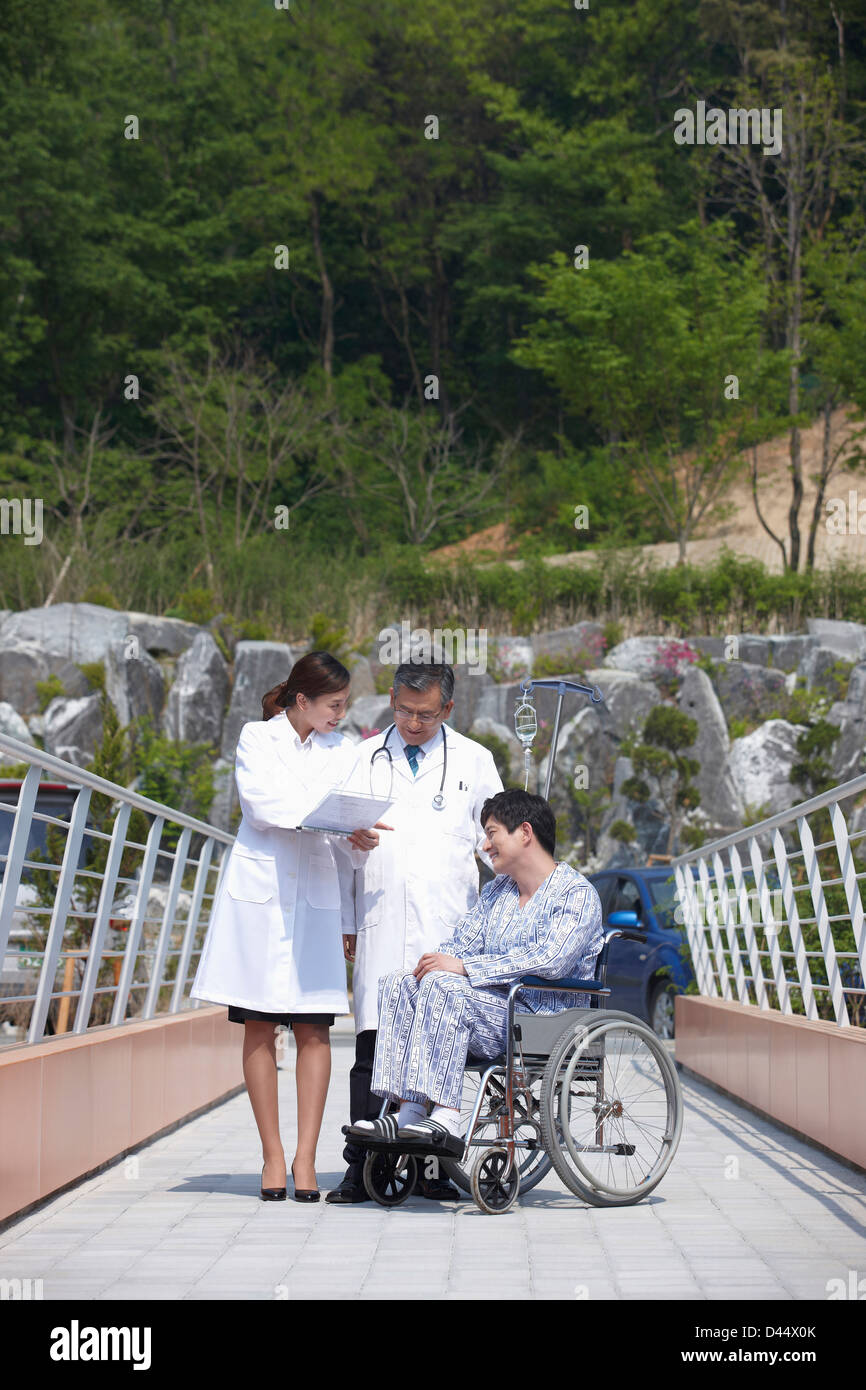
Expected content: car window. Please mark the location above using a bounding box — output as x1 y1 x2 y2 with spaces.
647 875 681 929
609 874 642 918
0 790 90 881
589 874 616 915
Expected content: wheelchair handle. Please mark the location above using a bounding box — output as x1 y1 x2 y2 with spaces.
606 927 647 945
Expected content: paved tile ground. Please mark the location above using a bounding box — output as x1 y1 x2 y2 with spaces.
2 1019 864 1301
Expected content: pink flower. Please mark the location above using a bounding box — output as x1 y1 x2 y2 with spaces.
655 640 698 677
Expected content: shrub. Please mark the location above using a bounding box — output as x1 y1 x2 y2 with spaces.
471 730 514 786
81 583 121 610
238 616 270 641
308 612 349 659
77 661 106 693
164 587 216 625
0 761 30 777
129 716 217 844
609 819 637 844
791 719 842 798
680 823 708 849
373 665 396 695
35 674 65 711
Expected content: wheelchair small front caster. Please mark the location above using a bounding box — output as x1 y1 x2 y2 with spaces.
363 1150 418 1206
470 1146 521 1214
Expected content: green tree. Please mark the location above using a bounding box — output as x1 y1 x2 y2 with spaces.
696 0 866 571
622 706 701 855
511 220 780 561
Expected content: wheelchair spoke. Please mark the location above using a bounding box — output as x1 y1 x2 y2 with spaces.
541 1018 683 1202
446 1062 553 1196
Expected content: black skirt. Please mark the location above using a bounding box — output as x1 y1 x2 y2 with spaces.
227 1005 335 1028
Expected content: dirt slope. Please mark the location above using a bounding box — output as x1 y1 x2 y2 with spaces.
431 407 865 572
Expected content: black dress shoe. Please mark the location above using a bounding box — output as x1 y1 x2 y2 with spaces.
260 1163 287 1201
417 1175 462 1201
325 1168 370 1204
291 1161 320 1202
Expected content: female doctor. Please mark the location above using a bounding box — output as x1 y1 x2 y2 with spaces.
191 651 385 1201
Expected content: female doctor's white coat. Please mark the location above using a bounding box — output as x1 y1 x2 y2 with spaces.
190 713 364 1015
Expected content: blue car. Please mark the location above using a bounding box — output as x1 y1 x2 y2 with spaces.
586 866 693 1039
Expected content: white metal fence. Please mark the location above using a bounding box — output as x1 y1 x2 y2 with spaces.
0 732 234 1047
672 772 866 1027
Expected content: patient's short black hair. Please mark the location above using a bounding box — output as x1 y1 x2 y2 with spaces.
480 789 556 857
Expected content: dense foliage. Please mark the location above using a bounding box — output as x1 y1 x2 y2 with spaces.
1 0 865 630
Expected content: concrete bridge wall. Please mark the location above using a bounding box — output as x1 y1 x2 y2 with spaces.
675 996 866 1170
0 1006 242 1225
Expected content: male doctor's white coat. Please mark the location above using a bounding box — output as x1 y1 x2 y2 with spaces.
344 723 503 1035
190 712 364 1016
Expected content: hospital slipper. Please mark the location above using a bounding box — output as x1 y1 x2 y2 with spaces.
396 1119 465 1158
344 1115 401 1142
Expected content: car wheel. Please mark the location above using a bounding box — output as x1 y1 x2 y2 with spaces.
649 980 676 1040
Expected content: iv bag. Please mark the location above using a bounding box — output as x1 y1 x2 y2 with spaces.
514 691 538 748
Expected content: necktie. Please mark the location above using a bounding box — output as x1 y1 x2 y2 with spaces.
404 744 421 775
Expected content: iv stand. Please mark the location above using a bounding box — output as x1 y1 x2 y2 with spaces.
515 678 604 799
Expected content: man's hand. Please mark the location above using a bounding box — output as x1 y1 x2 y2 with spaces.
347 821 394 852
413 952 466 980
343 934 356 962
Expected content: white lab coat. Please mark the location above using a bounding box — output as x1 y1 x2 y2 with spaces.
344 722 503 1033
190 713 364 1015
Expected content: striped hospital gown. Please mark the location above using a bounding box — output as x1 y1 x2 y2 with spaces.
371 861 603 1110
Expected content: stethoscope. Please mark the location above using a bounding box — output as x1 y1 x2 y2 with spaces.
370 723 448 810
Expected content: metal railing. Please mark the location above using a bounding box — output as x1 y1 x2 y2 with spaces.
672 771 866 1027
0 731 234 1047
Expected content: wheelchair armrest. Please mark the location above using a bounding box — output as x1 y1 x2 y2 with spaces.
521 974 605 992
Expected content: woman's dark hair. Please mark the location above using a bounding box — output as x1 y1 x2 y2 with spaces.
261 651 351 721
480 789 556 856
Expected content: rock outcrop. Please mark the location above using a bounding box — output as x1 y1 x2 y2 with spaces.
0 603 863 865
220 641 296 758
162 632 229 747
728 720 808 815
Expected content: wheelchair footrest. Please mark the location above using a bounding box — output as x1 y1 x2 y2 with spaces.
341 1124 464 1159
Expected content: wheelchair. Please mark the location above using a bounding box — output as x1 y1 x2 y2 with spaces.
355 918 683 1215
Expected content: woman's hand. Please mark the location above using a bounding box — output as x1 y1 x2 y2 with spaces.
343 934 356 961
347 821 393 852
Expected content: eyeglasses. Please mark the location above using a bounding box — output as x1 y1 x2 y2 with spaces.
393 703 444 724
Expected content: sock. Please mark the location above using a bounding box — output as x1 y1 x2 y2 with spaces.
428 1105 463 1138
397 1100 427 1128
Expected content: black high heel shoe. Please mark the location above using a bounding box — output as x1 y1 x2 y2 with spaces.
260 1162 287 1201
291 1161 320 1202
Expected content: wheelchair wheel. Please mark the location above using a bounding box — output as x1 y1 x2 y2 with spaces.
470 1147 521 1215
362 1151 418 1207
440 1065 551 1196
540 1015 682 1207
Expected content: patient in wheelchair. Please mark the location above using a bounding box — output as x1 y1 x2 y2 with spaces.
347 789 603 1156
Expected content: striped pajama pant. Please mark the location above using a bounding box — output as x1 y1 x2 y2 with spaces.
371 969 516 1110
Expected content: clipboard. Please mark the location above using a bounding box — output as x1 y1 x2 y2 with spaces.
295 789 394 838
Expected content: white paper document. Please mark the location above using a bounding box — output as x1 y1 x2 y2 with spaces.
298 789 394 836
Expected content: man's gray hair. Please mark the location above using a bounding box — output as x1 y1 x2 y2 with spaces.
393 662 455 705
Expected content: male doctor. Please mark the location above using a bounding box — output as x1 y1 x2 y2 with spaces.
326 660 503 1204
